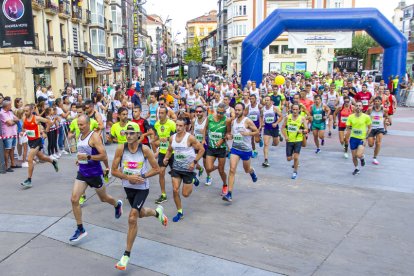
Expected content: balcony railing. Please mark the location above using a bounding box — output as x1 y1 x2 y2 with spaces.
45 0 58 14
34 33 39 50
47 35 54 51
82 9 91 24
32 0 45 10
59 1 70 18
61 38 66 52
72 6 82 21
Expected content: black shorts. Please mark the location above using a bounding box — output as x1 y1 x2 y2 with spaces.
76 172 103 189
338 127 346 132
196 144 207 159
368 128 385 138
206 147 227 158
286 142 302 157
158 152 174 168
28 138 43 151
264 128 280 137
171 170 196 184
124 188 149 211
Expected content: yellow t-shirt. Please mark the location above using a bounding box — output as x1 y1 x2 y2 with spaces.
69 118 99 139
346 113 372 140
154 119 176 154
110 122 129 144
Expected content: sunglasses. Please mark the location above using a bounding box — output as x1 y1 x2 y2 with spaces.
195 110 203 113
159 103 164 106
217 111 225 115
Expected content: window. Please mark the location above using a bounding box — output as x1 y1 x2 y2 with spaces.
90 29 105 56
334 0 343 8
297 48 307 54
233 4 247 16
269 45 279 54
111 6 122 33
112 36 123 49
90 0 104 26
281 45 294 54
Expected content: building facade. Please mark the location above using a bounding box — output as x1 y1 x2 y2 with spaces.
186 10 217 49
216 0 228 69
200 29 217 65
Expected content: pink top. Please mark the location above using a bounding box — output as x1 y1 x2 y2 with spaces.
0 109 17 137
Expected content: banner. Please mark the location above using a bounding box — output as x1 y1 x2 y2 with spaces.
281 62 295 74
288 32 352 49
0 0 35 48
133 0 139 47
133 48 144 65
295 62 307 72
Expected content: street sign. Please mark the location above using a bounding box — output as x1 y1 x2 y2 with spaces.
161 54 168 62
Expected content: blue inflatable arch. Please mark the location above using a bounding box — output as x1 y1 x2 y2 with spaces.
241 8 407 87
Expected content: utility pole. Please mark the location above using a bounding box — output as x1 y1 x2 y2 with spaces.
156 26 161 82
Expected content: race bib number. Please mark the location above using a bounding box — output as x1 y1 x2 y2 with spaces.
265 116 274 124
188 99 195 106
352 129 363 136
362 100 369 106
288 125 298 132
195 133 203 142
78 160 88 165
150 114 157 120
26 130 35 138
233 133 243 142
211 132 222 140
249 114 258 121
372 116 381 126
175 153 186 161
341 116 348 123
160 141 169 151
313 114 323 120
123 161 143 175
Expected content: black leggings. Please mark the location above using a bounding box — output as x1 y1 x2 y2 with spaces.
47 129 58 155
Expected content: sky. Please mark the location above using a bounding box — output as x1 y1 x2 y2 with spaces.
146 0 411 43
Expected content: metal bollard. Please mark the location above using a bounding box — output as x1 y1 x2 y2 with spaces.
0 120 6 173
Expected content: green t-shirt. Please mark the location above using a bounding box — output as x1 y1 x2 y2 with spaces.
110 122 129 144
392 78 399 89
334 79 344 90
69 118 99 139
207 114 227 149
346 113 372 140
271 93 285 109
154 119 176 154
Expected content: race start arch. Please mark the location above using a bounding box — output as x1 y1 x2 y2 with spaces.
241 8 407 87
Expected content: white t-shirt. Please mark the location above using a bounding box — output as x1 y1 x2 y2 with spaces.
56 107 66 125
47 90 55 101
36 90 48 100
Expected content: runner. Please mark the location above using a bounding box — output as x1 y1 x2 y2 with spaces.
20 104 59 188
345 101 372 175
333 96 354 158
147 92 159 127
111 122 167 271
355 83 372 113
223 103 259 202
153 106 176 204
246 94 262 158
366 97 388 165
281 104 308 179
383 88 396 134
326 84 338 137
69 115 123 242
192 105 210 184
210 90 222 114
310 95 330 153
110 107 129 144
131 106 153 147
261 96 283 167
84 99 105 138
204 103 231 192
223 95 235 120
163 118 204 222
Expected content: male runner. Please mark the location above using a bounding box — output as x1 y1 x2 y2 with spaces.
111 122 167 271
246 94 262 158
355 84 372 113
261 96 283 167
333 96 354 158
310 95 330 153
366 97 388 165
345 101 372 175
110 107 129 144
163 118 204 222
282 104 308 179
131 106 153 147
223 103 259 202
153 106 176 204
192 105 211 184
20 104 59 188
69 115 123 242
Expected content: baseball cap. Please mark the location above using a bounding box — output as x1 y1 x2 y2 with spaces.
126 122 141 133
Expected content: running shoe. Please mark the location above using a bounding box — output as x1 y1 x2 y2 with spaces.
360 158 366 167
328 131 332 137
172 212 184 222
352 169 360 175
52 160 59 172
22 162 29 168
52 153 60 159
259 137 264 147
103 169 110 182
61 150 69 155
79 195 86 206
205 176 212 186
262 160 270 167
198 166 204 177
155 194 167 204
291 172 298 180
20 179 32 189
279 135 284 142
321 139 325 146
252 150 258 158
193 177 200 187
250 169 258 183
315 148 321 154
222 193 232 202
115 255 130 271
344 152 349 159
372 158 379 165
115 200 123 219
155 205 168 227
221 185 228 196
69 228 87 242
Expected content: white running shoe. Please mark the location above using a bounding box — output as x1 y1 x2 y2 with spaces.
344 152 349 159
22 162 29 168
61 150 69 155
52 154 60 159
372 158 379 165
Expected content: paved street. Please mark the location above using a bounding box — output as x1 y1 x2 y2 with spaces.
1 108 414 276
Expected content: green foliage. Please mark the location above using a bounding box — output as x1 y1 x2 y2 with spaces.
335 34 378 66
185 36 202 63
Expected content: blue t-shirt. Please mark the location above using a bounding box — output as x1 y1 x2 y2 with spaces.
135 81 141 92
131 94 141 108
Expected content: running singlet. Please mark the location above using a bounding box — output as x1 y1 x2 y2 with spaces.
211 99 221 113
346 113 372 140
194 118 207 143
77 131 103 177
110 122 129 144
311 105 324 126
121 144 149 190
154 119 176 154
24 115 40 140
286 114 304 143
263 106 278 130
248 103 260 127
370 108 385 129
148 103 158 126
338 106 353 129
171 133 196 172
225 107 232 118
207 114 227 149
327 92 337 109
232 117 252 152
356 92 372 111
187 94 196 107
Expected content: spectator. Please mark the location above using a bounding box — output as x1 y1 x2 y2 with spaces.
0 100 21 171
131 89 142 109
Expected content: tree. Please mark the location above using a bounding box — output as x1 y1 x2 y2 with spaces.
335 34 378 67
185 36 202 63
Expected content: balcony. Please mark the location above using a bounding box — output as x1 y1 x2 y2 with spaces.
45 0 58 15
47 35 54 52
58 1 71 19
34 33 39 50
82 9 91 25
61 38 66 52
72 6 82 23
32 0 45 10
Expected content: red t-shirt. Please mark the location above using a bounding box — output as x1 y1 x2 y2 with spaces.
127 89 135 98
132 118 150 145
300 98 314 112
355 92 372 111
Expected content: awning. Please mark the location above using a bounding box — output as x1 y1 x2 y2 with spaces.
74 51 113 75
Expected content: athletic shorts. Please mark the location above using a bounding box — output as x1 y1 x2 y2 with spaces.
230 148 252 161
3 137 16 149
196 144 207 159
206 147 227 158
171 170 196 184
286 142 302 157
349 137 364 150
264 128 280 137
158 152 174 168
76 172 104 189
311 123 326 131
28 138 43 151
368 128 385 138
338 127 346 132
124 188 149 211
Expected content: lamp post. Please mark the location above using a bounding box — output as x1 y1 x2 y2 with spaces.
156 26 161 82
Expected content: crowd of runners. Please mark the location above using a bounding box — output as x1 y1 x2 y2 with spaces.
0 71 398 270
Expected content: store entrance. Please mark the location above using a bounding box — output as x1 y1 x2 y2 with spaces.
32 68 51 101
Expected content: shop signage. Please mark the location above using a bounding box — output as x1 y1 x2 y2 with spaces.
85 66 97 78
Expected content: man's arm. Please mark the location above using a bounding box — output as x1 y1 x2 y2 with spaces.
246 119 259 136
274 107 283 125
89 132 108 162
142 145 160 178
163 136 174 163
281 117 288 141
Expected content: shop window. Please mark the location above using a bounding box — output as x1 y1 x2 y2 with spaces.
269 45 279 54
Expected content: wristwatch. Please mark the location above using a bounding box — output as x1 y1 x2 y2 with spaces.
87 155 91 160
141 172 147 179
193 160 198 164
